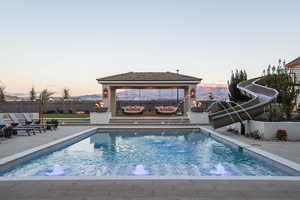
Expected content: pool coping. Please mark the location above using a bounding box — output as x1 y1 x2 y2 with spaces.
200 127 300 174
0 125 300 181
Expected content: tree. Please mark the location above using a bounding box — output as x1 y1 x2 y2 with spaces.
38 89 55 121
260 59 299 120
63 88 70 100
0 83 6 102
62 88 71 113
227 69 249 102
29 87 36 101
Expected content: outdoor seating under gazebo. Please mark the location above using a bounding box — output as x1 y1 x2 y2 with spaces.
96 72 202 121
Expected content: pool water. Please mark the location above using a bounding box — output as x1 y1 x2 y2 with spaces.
1 129 295 176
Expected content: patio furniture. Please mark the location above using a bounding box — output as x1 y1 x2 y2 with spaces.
0 115 35 136
8 113 45 133
121 106 145 114
23 113 56 130
155 106 178 114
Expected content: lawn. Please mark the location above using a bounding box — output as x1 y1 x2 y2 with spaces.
42 113 90 118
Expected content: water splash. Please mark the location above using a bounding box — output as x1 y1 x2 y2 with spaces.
46 164 65 176
209 163 230 175
131 165 150 176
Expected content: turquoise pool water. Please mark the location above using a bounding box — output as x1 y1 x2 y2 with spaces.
1 129 295 176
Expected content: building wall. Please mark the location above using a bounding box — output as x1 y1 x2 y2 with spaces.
290 64 300 106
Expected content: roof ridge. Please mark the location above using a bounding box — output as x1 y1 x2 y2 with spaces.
96 71 202 82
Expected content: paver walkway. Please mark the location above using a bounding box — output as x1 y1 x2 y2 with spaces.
0 179 300 200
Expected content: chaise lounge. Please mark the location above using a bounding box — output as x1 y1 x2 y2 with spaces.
23 113 56 130
8 113 46 133
0 115 35 136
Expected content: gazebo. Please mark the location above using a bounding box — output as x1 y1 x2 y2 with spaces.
96 72 202 119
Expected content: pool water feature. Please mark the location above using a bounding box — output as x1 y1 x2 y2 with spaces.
0 129 297 176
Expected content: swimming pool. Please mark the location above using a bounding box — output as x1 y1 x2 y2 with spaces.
0 129 297 176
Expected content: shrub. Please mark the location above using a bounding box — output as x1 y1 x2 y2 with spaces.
260 59 299 120
276 129 287 141
247 130 262 139
46 110 56 114
56 109 64 114
46 119 59 129
227 127 239 134
3 126 13 138
68 109 74 114
84 110 90 114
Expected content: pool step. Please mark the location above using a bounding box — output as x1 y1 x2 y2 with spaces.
44 118 90 126
109 117 190 125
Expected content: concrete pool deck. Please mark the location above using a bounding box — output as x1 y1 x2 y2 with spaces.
212 126 300 164
0 126 93 158
0 125 300 199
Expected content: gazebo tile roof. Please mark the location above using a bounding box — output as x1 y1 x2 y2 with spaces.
97 72 202 82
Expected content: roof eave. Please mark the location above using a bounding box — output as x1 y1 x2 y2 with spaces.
97 80 202 84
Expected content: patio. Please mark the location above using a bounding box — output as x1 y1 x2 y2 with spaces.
0 126 300 199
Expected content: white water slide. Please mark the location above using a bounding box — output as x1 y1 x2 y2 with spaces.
208 78 278 129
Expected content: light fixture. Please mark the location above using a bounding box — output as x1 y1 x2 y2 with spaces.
103 88 108 98
190 89 196 98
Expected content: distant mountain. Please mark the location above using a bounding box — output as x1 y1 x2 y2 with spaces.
7 93 29 98
76 94 101 100
77 84 229 101
6 84 228 101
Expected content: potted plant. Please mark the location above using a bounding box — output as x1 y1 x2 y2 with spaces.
276 129 287 141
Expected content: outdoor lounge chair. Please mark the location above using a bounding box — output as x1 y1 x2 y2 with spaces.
23 113 56 130
121 106 145 114
8 113 45 133
155 106 178 114
0 115 35 136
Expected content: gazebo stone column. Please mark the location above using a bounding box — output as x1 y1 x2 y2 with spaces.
102 85 111 112
110 87 117 116
184 85 196 114
184 87 189 115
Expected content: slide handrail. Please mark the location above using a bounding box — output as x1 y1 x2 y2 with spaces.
208 78 278 129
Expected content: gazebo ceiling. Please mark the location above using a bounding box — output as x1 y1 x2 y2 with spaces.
112 85 187 89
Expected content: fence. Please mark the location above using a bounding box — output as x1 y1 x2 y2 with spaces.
0 101 99 113
0 100 215 113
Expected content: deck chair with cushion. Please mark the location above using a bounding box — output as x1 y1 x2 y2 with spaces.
0 115 35 136
155 106 178 114
8 113 46 133
121 106 145 114
23 113 56 130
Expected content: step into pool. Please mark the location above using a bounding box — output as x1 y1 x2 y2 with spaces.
0 129 297 176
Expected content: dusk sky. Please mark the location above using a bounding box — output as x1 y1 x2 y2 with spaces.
0 0 299 96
